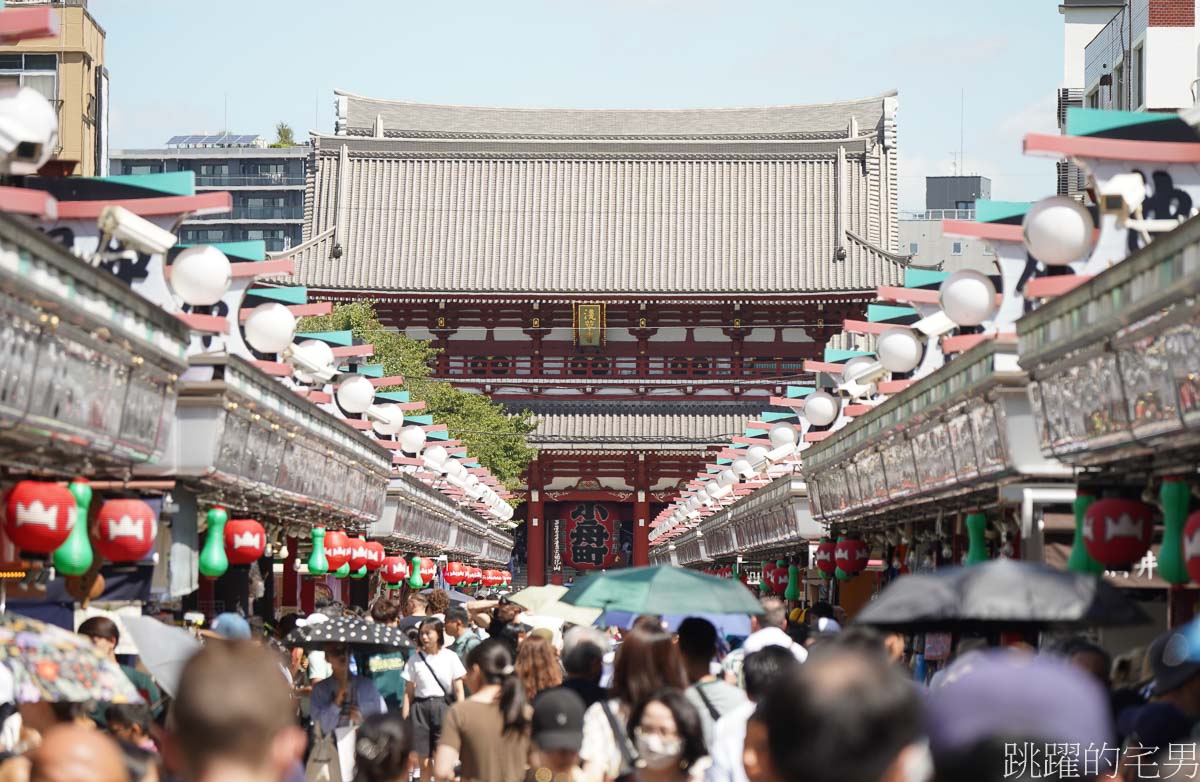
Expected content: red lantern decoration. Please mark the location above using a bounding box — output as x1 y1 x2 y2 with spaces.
324 530 352 570
4 480 76 554
419 558 437 585
562 502 620 570
501 570 512 586
773 567 789 595
482 569 502 587
380 556 409 585
470 565 483 584
222 518 265 565
94 499 158 562
364 541 385 571
445 561 466 586
835 538 870 576
814 538 838 577
1083 498 1156 569
348 538 369 571
1185 511 1200 583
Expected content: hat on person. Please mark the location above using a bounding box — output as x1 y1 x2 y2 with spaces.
925 649 1113 761
531 687 586 752
1117 701 1194 748
1149 629 1200 696
211 613 252 641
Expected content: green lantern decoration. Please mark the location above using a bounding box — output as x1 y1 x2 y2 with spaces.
1067 493 1104 575
53 479 94 576
784 561 800 601
334 562 350 578
759 560 772 595
350 565 367 579
1160 477 1190 585
408 556 425 589
307 527 328 576
198 506 229 578
964 512 989 566
834 535 849 581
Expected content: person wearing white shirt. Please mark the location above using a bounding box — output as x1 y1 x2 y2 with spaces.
403 618 467 782
706 646 801 782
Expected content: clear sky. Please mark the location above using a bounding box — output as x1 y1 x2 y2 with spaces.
90 0 1065 211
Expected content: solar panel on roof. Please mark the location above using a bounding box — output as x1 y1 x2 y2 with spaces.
187 135 204 143
240 135 257 144
167 135 186 145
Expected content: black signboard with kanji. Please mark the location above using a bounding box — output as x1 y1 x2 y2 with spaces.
563 502 619 570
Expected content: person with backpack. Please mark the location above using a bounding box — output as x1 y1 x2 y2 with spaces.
676 619 747 748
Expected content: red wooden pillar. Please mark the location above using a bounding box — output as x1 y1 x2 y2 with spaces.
527 458 546 586
300 577 315 614
198 577 215 618
633 454 651 567
281 535 299 609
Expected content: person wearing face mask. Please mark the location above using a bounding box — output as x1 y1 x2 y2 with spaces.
434 638 531 782
625 689 709 782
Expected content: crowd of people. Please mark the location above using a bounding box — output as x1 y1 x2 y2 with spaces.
1 587 1198 782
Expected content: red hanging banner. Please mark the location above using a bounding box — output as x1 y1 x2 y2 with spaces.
562 502 620 570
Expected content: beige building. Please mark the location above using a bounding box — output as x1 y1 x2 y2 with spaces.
0 0 106 176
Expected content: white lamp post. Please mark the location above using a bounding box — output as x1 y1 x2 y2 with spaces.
876 327 923 374
243 303 297 354
1023 196 1095 266
399 425 427 454
803 391 840 427
169 245 232 306
939 269 998 327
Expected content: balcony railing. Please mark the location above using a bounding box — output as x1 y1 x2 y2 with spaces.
435 355 808 381
190 207 304 221
194 175 305 187
900 209 976 221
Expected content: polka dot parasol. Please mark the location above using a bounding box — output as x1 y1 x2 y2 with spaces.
285 615 411 652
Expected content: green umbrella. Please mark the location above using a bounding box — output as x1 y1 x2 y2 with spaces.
559 565 764 616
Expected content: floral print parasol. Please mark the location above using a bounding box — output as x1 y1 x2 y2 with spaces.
0 613 142 704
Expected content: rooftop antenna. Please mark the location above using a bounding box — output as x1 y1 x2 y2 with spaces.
959 89 965 176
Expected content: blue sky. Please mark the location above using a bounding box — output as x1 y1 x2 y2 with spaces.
91 1 1065 211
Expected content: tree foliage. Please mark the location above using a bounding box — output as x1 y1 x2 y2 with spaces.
298 301 538 497
270 122 296 148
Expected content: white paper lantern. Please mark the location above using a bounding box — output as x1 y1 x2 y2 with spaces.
335 374 376 414
398 425 427 454
939 269 998 327
291 339 335 384
169 245 231 306
769 423 798 450
876 327 923 374
803 391 840 427
242 302 297 354
371 403 404 436
1023 196 1095 266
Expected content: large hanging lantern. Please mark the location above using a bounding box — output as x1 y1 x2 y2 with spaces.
5 480 77 555
814 538 837 578
1067 493 1104 575
482 569 502 588
420 558 437 585
307 527 329 576
224 518 266 566
445 561 466 586
324 529 352 571
364 541 386 571
198 506 229 578
759 561 774 596
469 565 483 586
501 570 512 586
562 502 620 570
380 556 408 588
1083 498 1156 569
774 559 789 594
348 537 370 571
835 537 870 578
94 499 158 562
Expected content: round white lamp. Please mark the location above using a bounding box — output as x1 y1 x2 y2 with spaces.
732 458 754 479
423 445 449 472
939 269 998 327
876 327 923 373
803 391 840 427
445 460 466 480
399 425 427 454
335 374 376 414
1023 196 1095 266
291 339 335 384
842 356 878 385
718 468 738 488
371 403 404 436
769 423 798 450
0 87 58 175
169 245 232 306
243 302 297 354
746 445 769 469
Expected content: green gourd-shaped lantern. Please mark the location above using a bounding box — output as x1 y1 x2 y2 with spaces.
408 556 424 589
1160 477 1190 585
307 527 328 576
964 512 989 566
334 562 350 578
198 507 229 578
1067 493 1104 575
350 565 367 579
834 536 849 581
759 560 772 595
784 562 800 601
53 479 94 576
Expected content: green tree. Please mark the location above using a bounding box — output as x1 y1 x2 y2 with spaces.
299 301 537 498
270 122 296 148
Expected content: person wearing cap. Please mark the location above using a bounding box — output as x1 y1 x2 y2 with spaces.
528 687 587 782
209 612 252 641
1146 628 1200 720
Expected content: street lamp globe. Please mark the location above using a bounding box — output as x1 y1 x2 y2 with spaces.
939 269 998 327
1023 195 1095 266
746 445 769 469
445 460 467 480
876 327 923 373
335 374 376 414
803 391 840 427
423 445 449 472
243 302 297 354
769 423 797 450
732 458 754 479
718 468 738 488
169 245 232 306
291 339 335 384
371 403 404 436
399 425 427 454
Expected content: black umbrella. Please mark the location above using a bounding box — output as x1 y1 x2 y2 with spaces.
285 615 410 651
854 559 1150 632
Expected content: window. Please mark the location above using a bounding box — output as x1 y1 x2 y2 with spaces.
245 229 285 240
0 53 57 103
908 242 919 255
1086 90 1098 109
125 163 161 175
1134 45 1144 108
245 196 285 208
198 164 228 176
247 163 285 176
181 229 227 243
1114 62 1124 110
951 241 963 255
